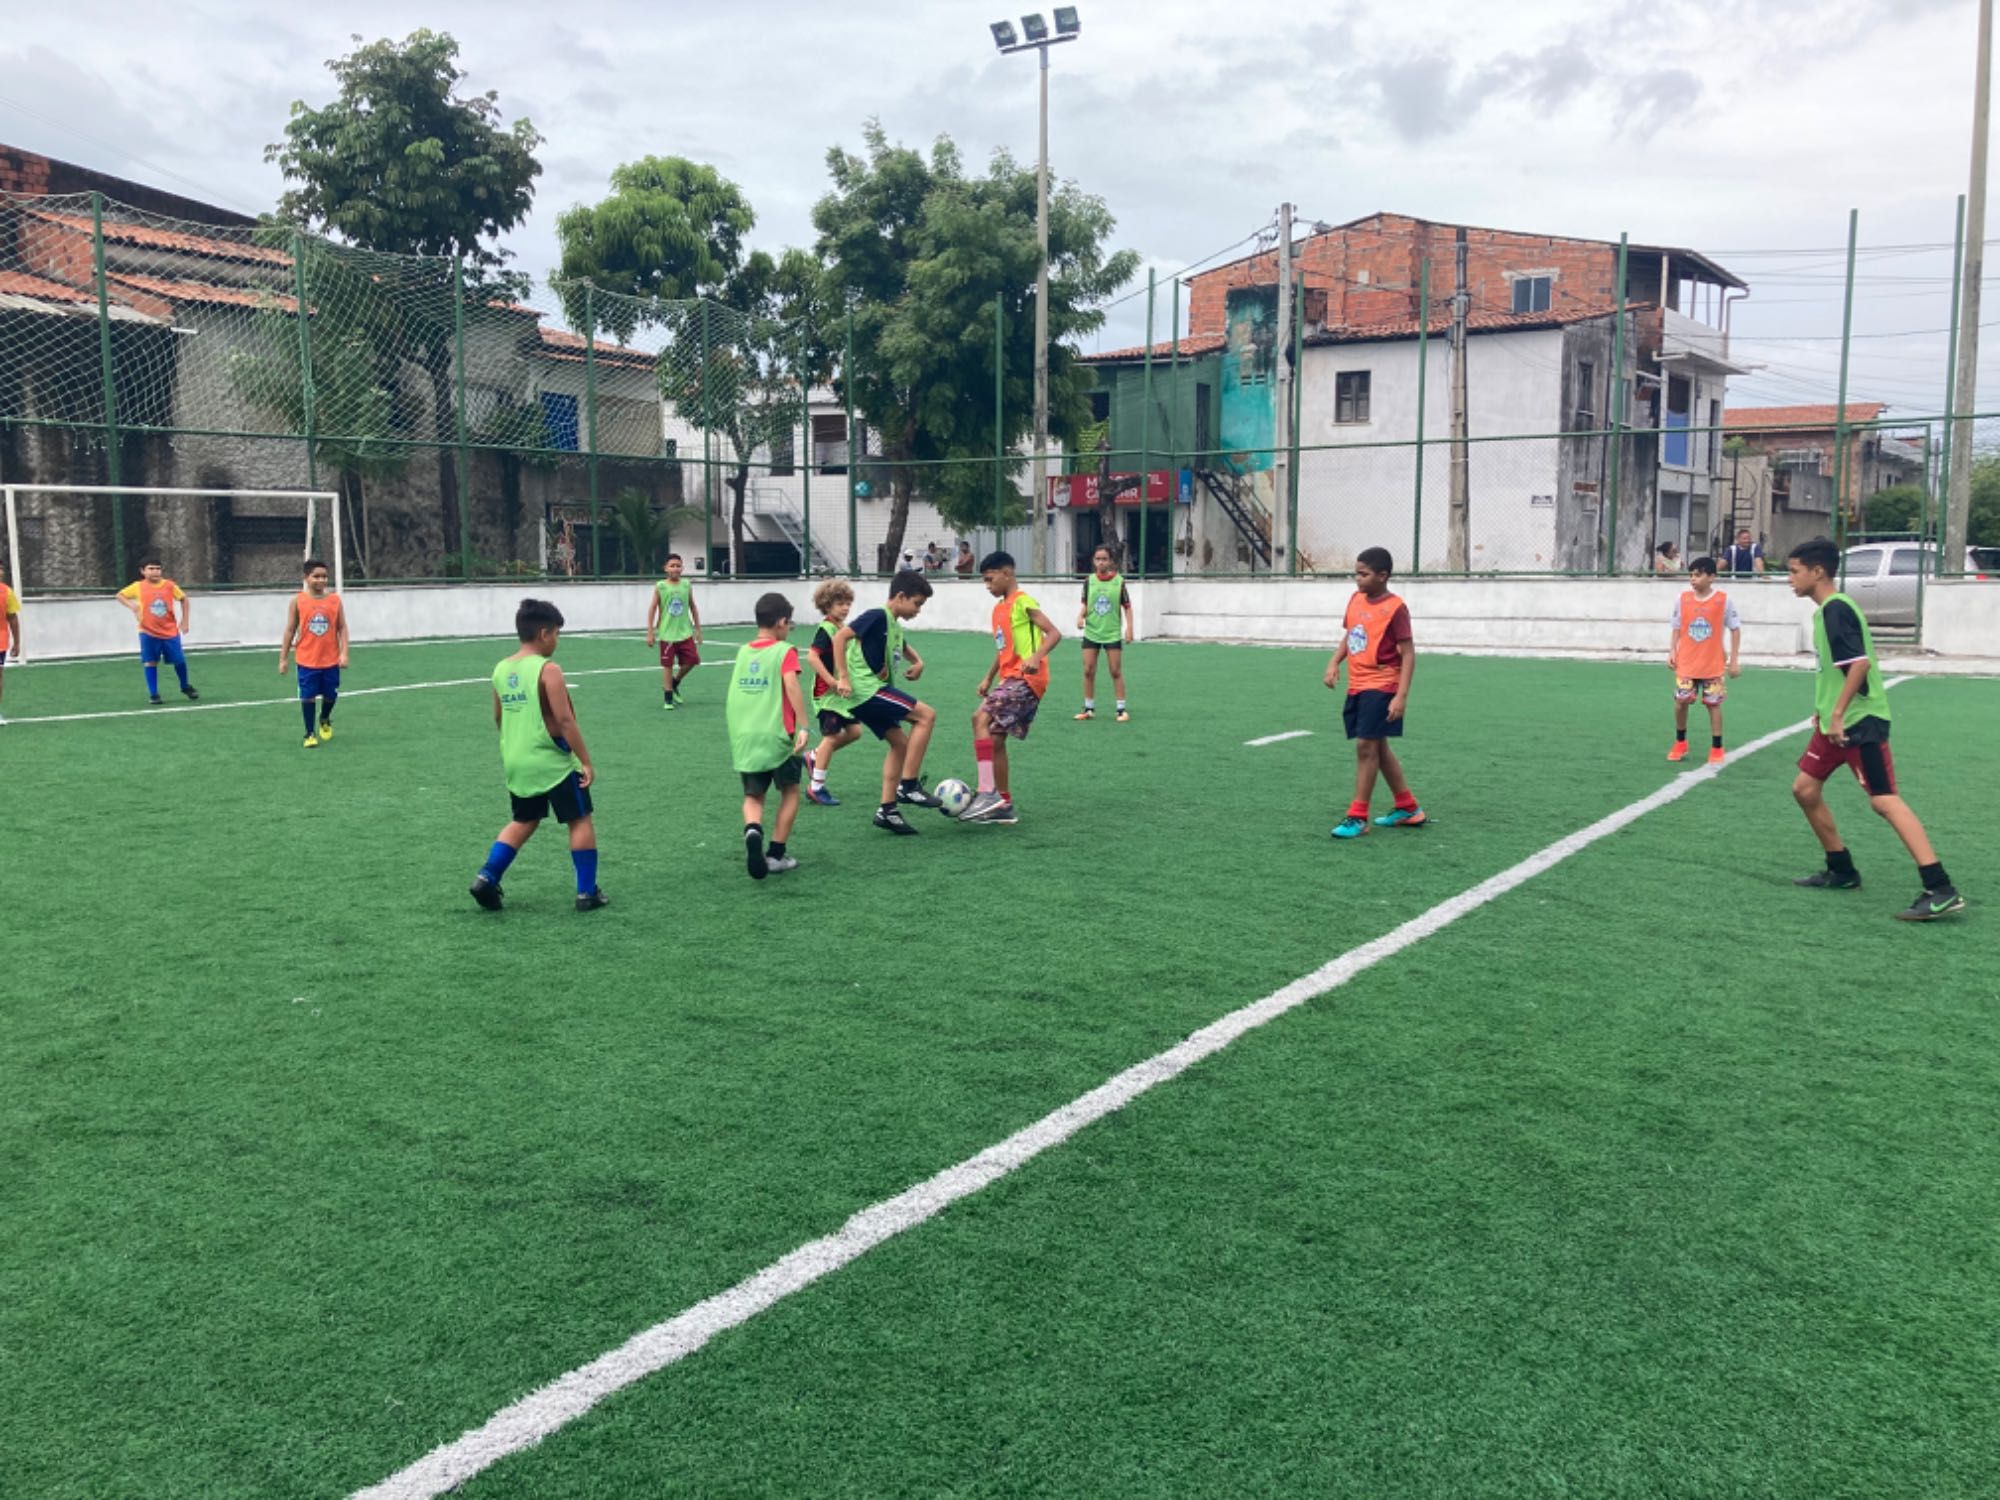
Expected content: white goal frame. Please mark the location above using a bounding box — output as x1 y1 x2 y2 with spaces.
3 484 341 661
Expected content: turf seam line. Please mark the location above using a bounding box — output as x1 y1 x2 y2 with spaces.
1245 729 1314 746
353 690 1908 1500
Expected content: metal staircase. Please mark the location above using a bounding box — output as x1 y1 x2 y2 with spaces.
748 486 839 573
1197 468 1274 569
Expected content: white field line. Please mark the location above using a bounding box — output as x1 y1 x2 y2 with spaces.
13 630 745 668
1245 729 1314 747
354 689 1911 1500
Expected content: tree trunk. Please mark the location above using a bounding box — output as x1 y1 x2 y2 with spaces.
728 464 750 576
879 420 919 573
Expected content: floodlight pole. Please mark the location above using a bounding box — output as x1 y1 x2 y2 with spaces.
1032 42 1051 576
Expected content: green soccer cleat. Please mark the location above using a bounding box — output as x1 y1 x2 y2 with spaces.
1894 887 1965 922
1373 807 1427 829
1332 816 1370 840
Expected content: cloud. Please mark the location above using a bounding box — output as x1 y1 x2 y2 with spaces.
1612 68 1703 137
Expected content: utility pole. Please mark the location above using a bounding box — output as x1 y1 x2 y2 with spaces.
1946 0 1993 568
1273 202 1294 571
1030 44 1052 575
1447 226 1470 571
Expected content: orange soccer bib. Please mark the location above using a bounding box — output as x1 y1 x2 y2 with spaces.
1676 590 1729 680
295 591 343 668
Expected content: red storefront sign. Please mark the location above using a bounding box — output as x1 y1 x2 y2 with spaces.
1047 470 1191 508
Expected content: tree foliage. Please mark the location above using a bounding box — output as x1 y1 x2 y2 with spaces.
1860 483 1925 533
1967 455 2000 547
812 121 1138 567
556 158 754 341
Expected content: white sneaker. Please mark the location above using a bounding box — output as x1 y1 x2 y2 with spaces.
958 790 1014 824
766 854 800 873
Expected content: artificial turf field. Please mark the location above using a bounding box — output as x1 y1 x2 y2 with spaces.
3 626 1998 1500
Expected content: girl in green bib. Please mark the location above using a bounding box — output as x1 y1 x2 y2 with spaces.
1074 545 1134 721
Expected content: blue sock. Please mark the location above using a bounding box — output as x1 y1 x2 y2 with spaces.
302 700 318 736
572 847 598 896
478 841 519 884
144 665 159 697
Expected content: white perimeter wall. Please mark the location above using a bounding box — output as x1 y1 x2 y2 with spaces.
36 572 1992 664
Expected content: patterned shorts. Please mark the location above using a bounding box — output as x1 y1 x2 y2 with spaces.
1675 676 1726 707
984 676 1042 740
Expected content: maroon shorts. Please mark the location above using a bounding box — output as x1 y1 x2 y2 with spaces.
1798 729 1896 796
659 637 700 669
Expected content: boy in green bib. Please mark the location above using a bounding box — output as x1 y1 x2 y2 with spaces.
645 553 702 708
1074 544 1134 721
728 592 813 879
470 598 607 912
822 569 943 834
1785 537 1962 920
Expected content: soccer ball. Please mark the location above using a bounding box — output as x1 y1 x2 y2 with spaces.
934 778 973 817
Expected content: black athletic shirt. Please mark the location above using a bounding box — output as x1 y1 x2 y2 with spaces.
1821 597 1889 744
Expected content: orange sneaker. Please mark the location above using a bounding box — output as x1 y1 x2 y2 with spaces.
1666 741 1689 762
1707 745 1726 765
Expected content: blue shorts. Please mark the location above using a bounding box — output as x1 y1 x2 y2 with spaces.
298 665 341 699
139 634 186 667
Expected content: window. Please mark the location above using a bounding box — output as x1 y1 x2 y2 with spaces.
1888 547 1923 576
1574 359 1596 428
1335 370 1371 425
1511 274 1553 314
1089 390 1111 421
769 424 795 477
1194 382 1212 455
1663 375 1692 468
540 391 581 452
1845 547 1883 579
1708 399 1722 476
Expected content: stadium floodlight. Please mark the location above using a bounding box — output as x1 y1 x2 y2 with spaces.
1021 12 1049 42
1054 7 1080 34
990 20 1018 49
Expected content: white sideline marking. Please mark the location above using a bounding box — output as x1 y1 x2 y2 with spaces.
1245 729 1313 747
354 692 1895 1500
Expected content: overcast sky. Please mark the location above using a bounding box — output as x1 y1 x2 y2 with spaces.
0 0 1989 418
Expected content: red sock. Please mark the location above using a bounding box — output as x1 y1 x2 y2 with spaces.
1346 798 1370 819
1394 789 1419 812
975 738 996 794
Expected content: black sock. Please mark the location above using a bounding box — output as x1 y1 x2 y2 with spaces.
899 777 920 790
1712 735 1723 750
665 690 672 703
1828 847 1856 875
745 822 763 840
302 700 318 736
1675 728 1688 743
880 801 896 813
1919 861 1950 892
769 841 787 859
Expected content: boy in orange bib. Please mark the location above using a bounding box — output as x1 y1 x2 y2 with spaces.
279 559 349 748
1324 546 1424 839
1667 555 1741 766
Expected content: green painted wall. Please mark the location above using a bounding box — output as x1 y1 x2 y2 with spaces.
1081 353 1221 468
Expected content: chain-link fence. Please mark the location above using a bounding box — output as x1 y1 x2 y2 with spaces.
4 188 1997 594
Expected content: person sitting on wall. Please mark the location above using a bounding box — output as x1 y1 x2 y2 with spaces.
1721 527 1766 575
956 541 976 578
1655 540 1682 575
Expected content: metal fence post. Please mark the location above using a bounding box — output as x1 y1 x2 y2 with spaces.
846 306 858 575
1140 269 1155 578
90 192 125 582
291 232 318 498
451 252 473 578
1168 277 1182 559
1940 194 1966 552
1413 258 1429 573
1605 233 1629 574
1287 275 1304 576
585 282 602 577
700 298 713 575
1833 209 1859 554
800 319 812 576
994 293 1006 549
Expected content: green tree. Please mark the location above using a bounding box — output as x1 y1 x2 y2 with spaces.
555 158 754 341
1860 483 1925 533
268 30 543 562
1967 454 2000 549
812 122 1138 570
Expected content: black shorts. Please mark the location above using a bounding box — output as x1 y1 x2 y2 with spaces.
1081 638 1124 654
851 688 918 740
740 756 804 796
1343 689 1403 741
510 770 592 825
817 707 858 738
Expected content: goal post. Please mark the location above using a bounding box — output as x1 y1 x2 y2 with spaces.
2 485 342 659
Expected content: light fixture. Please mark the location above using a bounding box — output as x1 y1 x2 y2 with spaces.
990 19 1018 49
1054 6 1080 34
1021 12 1049 42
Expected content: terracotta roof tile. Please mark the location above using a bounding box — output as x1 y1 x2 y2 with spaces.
0 269 93 303
535 325 653 368
24 208 292 266
108 273 299 312
1723 403 1888 429
1079 334 1227 362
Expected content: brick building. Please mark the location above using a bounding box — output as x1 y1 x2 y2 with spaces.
1721 402 1926 522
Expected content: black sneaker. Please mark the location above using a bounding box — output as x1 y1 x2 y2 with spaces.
148 694 164 706
180 684 200 701
874 806 919 835
746 827 768 880
469 875 504 911
576 888 610 912
1795 868 1862 890
1895 886 1966 922
895 779 943 809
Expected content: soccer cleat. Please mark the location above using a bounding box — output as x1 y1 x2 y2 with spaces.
746 827 768 879
1794 868 1862 890
148 694 164 706
1894 887 1966 922
984 799 1018 825
1074 708 1094 720
576 888 610 912
317 719 334 742
181 684 199 701
1666 741 1689 762
469 875 504 911
1115 710 1130 722
1332 816 1370 839
1373 807 1427 829
805 783 840 807
303 733 320 749
765 854 800 874
873 806 920 835
895 779 943 809
1707 745 1726 765
958 791 1012 825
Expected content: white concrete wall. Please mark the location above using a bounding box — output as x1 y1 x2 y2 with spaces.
1916 580 2000 658
21 572 1833 662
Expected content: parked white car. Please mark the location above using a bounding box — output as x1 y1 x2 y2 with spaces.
1841 544 1996 625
